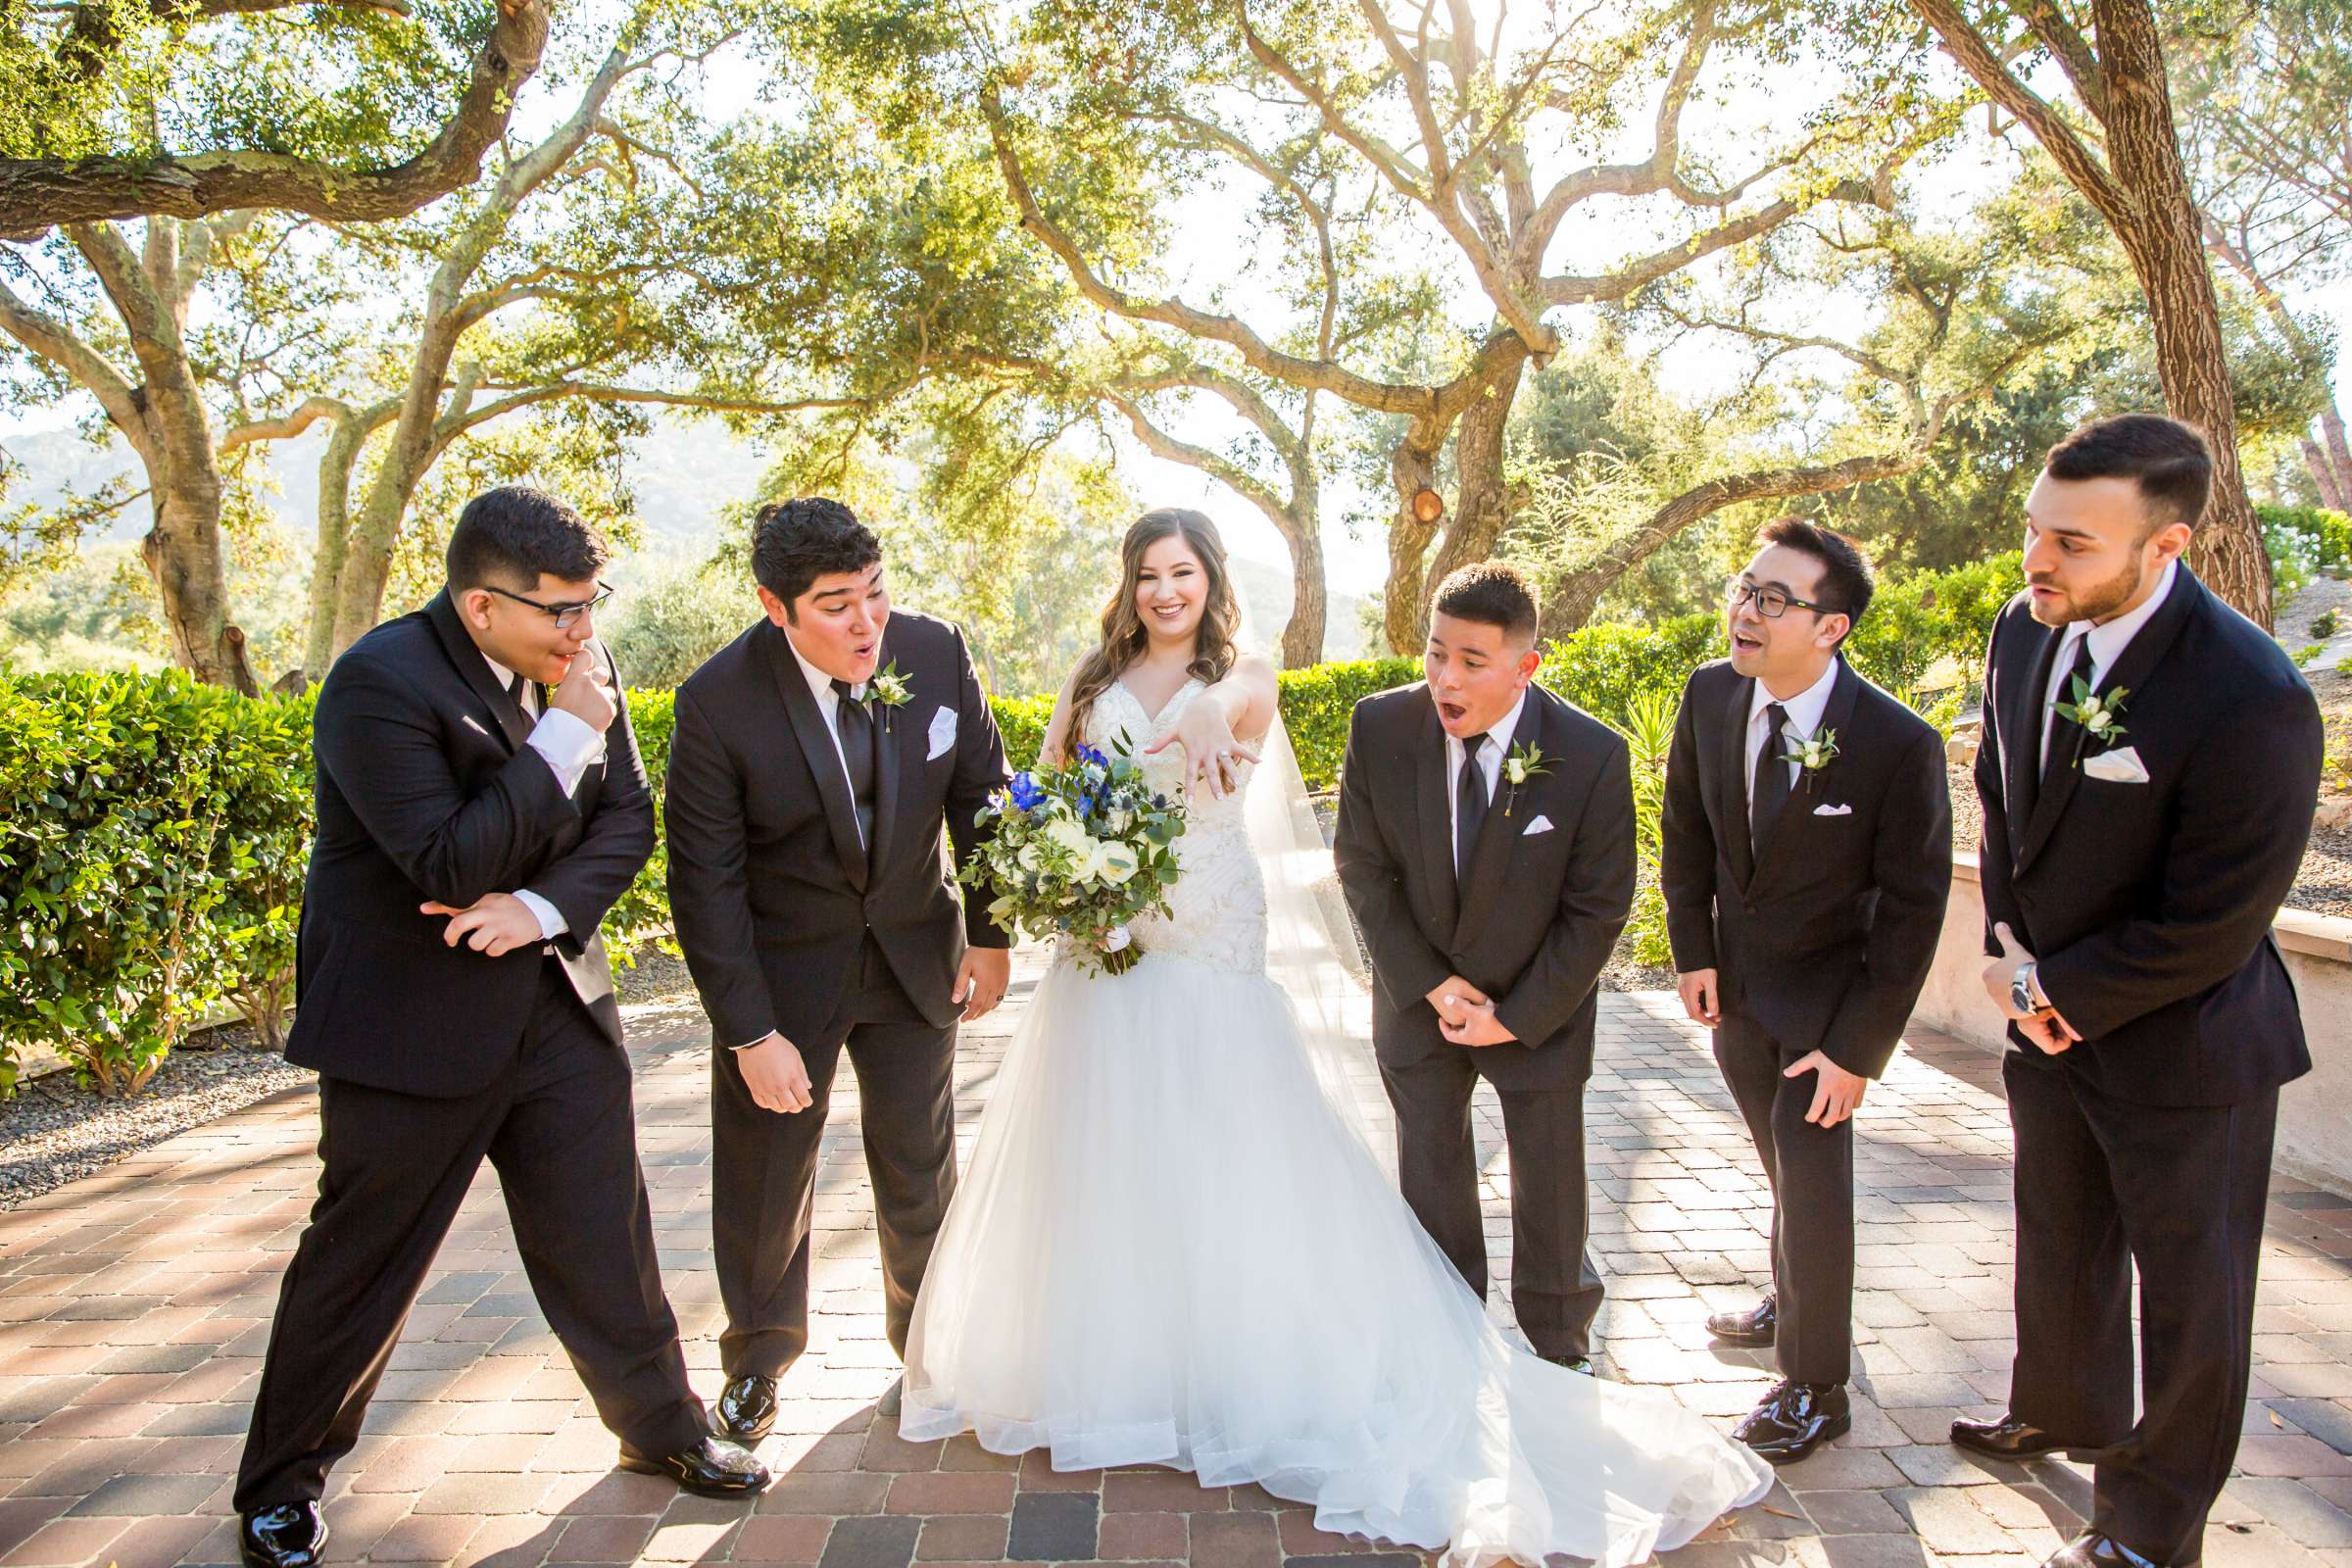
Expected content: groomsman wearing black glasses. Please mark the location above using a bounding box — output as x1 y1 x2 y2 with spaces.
1661 518 1951 1464
233 488 766 1568
1966 416 2321 1568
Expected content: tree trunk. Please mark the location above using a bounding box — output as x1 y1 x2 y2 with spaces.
2093 0 2274 628
140 473 256 695
1419 358 1527 611
1275 509 1327 666
1381 424 1445 656
2305 434 2349 514
2324 405 2352 512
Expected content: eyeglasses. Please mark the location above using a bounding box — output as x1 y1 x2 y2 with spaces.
482 581 613 629
1726 577 1836 619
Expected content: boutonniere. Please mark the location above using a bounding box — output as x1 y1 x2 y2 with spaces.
866 660 912 729
1782 728 1838 792
2053 676 2127 755
1501 741 1551 816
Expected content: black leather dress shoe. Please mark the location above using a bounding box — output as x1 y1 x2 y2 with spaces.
619 1435 773 1497
712 1372 779 1444
1950 1413 2082 1460
1707 1295 1778 1348
1733 1380 1850 1464
2042 1528 2172 1567
239 1501 327 1568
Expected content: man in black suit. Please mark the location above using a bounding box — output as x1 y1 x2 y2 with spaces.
665 497 1010 1441
233 489 766 1568
1660 518 1953 1463
1334 563 1635 1371
1965 416 2322 1568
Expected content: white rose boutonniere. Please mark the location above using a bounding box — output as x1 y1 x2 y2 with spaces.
1782 727 1838 792
1501 741 1551 816
867 660 912 730
2053 676 2128 755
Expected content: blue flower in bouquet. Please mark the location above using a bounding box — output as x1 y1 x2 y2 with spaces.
1006 772 1046 812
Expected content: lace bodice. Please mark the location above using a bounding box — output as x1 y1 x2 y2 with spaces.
1086 678 1266 974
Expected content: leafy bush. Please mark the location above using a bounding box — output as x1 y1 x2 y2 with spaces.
0 673 314 1095
1276 659 1421 790
1538 615 1720 720
2262 504 2352 575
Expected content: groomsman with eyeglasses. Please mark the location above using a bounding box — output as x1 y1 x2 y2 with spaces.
1965 416 2321 1568
1661 517 1952 1465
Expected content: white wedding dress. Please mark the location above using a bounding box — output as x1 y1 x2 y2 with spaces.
901 678 1771 1567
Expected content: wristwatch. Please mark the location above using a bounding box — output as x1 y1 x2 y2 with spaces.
2010 961 2053 1017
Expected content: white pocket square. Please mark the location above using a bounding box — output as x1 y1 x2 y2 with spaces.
2082 745 2149 783
1813 803 1852 816
925 705 957 760
1522 813 1554 836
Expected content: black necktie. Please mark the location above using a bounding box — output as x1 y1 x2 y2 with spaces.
506 671 533 727
1751 702 1791 848
2041 633 2098 793
1454 731 1489 884
832 677 877 851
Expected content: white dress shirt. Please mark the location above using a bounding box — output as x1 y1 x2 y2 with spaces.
785 632 870 849
481 652 605 941
1446 688 1527 874
2038 559 2176 760
1747 656 1840 803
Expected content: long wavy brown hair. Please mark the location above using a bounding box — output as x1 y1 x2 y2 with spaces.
1062 508 1242 751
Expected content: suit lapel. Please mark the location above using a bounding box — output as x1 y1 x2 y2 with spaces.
1748 659 1860 891
1718 669 1757 889
1413 698 1460 942
426 590 528 754
759 622 869 892
866 629 906 877
1455 690 1546 942
2017 566 2199 873
2003 613 2063 836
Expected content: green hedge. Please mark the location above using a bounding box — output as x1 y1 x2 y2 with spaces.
3 574 2009 1094
0 672 313 1097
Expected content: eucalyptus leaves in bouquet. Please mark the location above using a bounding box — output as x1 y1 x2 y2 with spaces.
960 744 1186 975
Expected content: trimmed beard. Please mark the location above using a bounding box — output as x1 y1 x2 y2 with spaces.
2031 551 2144 627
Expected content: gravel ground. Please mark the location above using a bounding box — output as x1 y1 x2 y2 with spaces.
0 1022 314 1210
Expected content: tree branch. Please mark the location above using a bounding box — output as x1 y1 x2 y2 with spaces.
1909 0 2127 220
0 0 551 242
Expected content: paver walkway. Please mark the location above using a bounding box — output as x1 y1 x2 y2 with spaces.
5 949 2352 1568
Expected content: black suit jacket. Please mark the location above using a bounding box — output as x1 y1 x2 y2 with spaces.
285 591 653 1099
1975 566 2322 1107
1660 657 1952 1077
663 611 1009 1052
1333 682 1636 1090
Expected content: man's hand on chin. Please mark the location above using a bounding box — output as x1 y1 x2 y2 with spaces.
955 947 1011 1021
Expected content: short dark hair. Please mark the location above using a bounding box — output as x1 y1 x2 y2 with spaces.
1431 562 1540 646
1757 516 1874 639
2045 414 2213 535
446 486 608 592
752 496 883 615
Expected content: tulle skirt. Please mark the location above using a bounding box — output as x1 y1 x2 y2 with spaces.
901 950 1772 1567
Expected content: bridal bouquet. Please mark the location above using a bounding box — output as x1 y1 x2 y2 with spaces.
960 744 1185 975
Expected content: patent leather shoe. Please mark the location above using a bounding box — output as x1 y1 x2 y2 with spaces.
239 1501 327 1568
1706 1295 1778 1348
2041 1529 2174 1568
619 1435 772 1497
1733 1380 1850 1464
712 1372 779 1444
1950 1413 2080 1460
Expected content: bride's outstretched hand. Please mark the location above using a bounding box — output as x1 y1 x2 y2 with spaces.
1144 696 1260 799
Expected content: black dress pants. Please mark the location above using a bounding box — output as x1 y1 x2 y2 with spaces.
1713 1012 1856 1385
1379 1046 1603 1359
236 960 704 1509
712 941 958 1379
2003 1050 2278 1567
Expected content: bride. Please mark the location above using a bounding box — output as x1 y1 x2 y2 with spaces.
901 508 1771 1567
